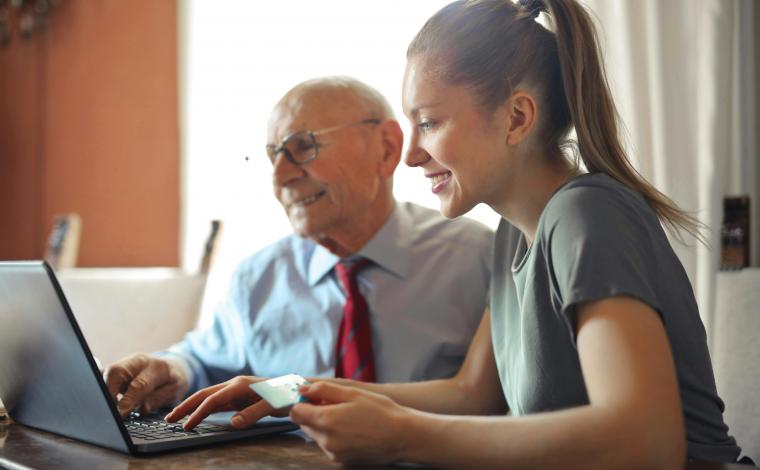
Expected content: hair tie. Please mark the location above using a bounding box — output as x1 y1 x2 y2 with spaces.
517 0 547 20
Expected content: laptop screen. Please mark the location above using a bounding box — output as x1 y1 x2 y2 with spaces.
0 261 130 453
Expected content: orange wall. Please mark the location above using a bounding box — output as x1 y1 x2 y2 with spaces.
0 0 179 266
0 30 43 262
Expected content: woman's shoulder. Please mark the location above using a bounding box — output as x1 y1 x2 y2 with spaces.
536 172 668 257
542 173 656 228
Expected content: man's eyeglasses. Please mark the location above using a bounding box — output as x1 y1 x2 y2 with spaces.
264 118 381 166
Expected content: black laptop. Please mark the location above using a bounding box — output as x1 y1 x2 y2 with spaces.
0 261 297 454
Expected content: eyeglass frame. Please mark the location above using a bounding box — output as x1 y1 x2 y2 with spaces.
265 118 381 166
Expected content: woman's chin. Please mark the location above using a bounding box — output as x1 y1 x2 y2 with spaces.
439 199 471 219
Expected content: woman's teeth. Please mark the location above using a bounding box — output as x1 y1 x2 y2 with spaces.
431 173 450 186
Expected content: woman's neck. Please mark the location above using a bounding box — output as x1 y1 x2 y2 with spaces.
493 153 581 246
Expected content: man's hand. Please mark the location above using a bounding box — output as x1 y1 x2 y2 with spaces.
165 376 286 431
104 353 190 417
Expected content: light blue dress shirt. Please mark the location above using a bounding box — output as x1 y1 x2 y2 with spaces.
166 202 493 392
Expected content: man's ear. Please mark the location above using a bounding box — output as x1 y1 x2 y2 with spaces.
503 90 537 146
377 119 403 178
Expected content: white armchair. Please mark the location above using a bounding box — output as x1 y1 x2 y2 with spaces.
712 268 760 462
57 268 207 367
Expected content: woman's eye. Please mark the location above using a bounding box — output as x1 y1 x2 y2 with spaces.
417 121 435 132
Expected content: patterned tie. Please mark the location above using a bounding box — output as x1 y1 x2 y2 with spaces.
333 258 376 382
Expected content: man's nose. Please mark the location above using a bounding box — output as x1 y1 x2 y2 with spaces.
272 150 305 186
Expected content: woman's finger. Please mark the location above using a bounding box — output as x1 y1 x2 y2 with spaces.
289 401 334 429
183 381 258 430
229 400 276 429
298 381 358 405
164 382 225 422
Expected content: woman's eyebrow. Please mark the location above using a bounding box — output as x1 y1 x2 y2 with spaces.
408 101 442 118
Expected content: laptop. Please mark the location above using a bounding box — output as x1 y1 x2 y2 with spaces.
0 261 298 454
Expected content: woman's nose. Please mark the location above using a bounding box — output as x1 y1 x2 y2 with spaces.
404 140 431 168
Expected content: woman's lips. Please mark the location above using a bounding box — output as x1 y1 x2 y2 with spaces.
427 171 452 194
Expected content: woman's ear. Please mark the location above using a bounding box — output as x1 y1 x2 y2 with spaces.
503 90 537 146
377 119 403 178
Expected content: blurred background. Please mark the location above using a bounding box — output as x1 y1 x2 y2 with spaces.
0 0 758 328
2 0 759 455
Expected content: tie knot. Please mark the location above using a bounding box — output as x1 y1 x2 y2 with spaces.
335 258 370 287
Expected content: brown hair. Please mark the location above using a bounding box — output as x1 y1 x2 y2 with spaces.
407 0 701 241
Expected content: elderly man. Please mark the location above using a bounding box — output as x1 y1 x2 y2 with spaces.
105 77 492 417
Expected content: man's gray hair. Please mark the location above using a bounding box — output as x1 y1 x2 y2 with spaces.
284 76 395 120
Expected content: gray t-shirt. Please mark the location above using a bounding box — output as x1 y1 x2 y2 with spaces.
490 173 741 462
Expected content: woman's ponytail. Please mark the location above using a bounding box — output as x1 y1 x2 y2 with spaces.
408 0 702 241
547 0 702 240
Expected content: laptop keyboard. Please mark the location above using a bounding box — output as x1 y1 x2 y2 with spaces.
125 412 228 440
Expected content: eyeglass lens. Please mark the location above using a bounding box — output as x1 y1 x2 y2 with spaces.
266 132 317 164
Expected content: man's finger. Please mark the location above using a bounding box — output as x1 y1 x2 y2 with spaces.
141 384 181 414
117 368 164 416
104 354 152 402
104 365 132 400
165 383 225 422
229 400 275 429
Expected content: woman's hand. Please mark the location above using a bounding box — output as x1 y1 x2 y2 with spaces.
290 381 413 465
164 376 285 430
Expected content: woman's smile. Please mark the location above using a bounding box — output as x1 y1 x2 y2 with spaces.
426 171 453 194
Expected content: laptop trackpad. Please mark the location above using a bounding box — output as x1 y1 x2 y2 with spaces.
202 411 292 428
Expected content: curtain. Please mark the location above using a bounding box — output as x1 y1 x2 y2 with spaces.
580 0 758 338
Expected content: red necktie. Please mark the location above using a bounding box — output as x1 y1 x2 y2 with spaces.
334 258 376 382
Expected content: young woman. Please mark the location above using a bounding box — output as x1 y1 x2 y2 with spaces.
167 0 747 467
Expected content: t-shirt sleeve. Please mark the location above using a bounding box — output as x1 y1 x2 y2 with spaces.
542 185 663 340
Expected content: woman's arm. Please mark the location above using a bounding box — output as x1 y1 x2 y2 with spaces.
168 308 505 429
292 296 686 469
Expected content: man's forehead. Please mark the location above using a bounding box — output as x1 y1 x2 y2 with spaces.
268 88 365 140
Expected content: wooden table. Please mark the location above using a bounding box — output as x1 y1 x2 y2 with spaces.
0 422 751 469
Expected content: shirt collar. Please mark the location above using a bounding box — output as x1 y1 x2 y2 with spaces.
307 203 412 286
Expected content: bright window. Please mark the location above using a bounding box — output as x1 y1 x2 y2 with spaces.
181 1 502 309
